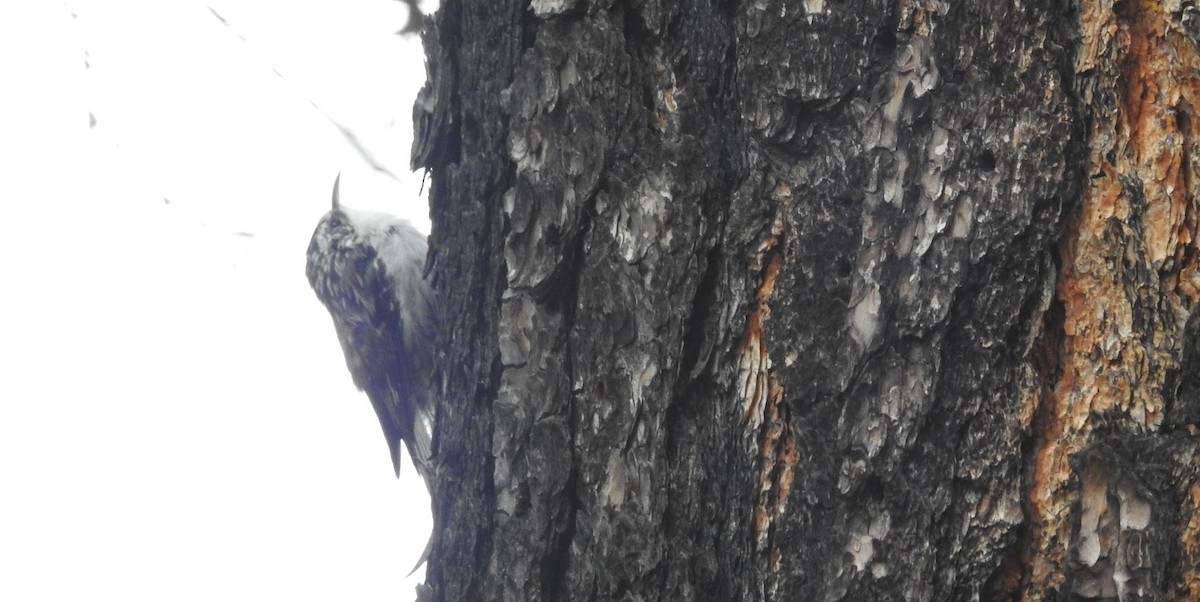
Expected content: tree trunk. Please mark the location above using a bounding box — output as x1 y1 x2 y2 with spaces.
411 1 1200 600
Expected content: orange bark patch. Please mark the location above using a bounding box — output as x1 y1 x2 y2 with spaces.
1022 5 1200 598
736 182 797 578
738 183 789 428
738 251 783 428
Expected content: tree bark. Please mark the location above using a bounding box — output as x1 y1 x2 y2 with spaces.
412 1 1200 600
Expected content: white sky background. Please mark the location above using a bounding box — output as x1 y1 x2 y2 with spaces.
0 1 436 599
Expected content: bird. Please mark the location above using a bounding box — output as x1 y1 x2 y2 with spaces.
305 174 437 487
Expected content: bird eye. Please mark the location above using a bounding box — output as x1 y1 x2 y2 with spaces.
328 215 344 229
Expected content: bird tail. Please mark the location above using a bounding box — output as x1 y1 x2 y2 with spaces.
408 536 431 576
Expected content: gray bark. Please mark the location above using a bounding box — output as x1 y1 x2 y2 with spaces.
412 1 1200 600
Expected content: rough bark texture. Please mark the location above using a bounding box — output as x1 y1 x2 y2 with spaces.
412 1 1200 600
